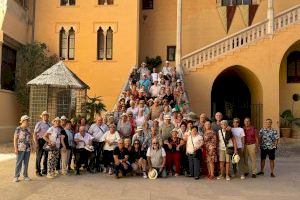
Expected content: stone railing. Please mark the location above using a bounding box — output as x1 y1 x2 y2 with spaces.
182 4 300 72
112 65 136 111
274 5 300 31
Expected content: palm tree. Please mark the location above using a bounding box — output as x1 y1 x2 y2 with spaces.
84 96 107 123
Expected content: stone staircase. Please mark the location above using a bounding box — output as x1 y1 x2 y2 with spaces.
181 4 300 73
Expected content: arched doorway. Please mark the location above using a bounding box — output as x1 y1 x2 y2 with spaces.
211 66 263 127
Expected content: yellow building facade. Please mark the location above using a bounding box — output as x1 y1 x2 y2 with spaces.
1 0 300 142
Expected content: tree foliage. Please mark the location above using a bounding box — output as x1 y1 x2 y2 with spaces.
16 42 59 114
83 96 107 123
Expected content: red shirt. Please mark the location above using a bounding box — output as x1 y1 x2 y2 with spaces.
244 126 257 145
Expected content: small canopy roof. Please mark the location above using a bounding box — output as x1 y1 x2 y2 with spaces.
27 61 89 89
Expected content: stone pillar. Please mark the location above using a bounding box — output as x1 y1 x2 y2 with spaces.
267 0 274 35
175 0 182 74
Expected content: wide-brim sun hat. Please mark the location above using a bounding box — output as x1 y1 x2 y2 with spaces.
20 115 30 123
136 126 143 132
232 153 240 164
60 115 67 120
40 111 49 118
52 117 61 122
85 145 94 152
148 168 158 180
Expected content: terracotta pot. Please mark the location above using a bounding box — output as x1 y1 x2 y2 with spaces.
280 128 292 138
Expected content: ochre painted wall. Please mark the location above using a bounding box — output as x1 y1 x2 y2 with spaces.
184 23 300 129
34 0 139 110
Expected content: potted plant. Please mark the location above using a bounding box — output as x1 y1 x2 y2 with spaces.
280 109 294 138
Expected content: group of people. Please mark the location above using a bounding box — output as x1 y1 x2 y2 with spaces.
13 61 280 182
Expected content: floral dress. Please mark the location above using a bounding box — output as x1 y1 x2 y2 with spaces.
203 130 217 163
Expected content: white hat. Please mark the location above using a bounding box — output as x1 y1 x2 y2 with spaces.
85 145 94 152
177 79 181 83
20 115 30 123
40 111 49 117
232 153 240 164
141 62 146 66
136 126 143 132
165 60 169 63
60 115 67 120
172 108 178 113
171 128 178 133
148 168 158 180
121 113 128 117
164 115 171 120
53 117 61 122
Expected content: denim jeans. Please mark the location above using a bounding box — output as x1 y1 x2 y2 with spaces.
15 151 30 178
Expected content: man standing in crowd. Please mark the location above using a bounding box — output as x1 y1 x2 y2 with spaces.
257 119 279 177
33 111 51 176
159 115 175 141
88 115 108 172
243 117 259 178
212 112 223 133
74 126 94 175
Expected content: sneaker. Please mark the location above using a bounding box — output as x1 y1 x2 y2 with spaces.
244 172 249 177
46 174 54 179
13 177 19 182
252 174 256 178
108 168 113 175
217 175 224 180
226 176 231 181
24 177 31 181
257 171 264 176
270 173 276 178
174 173 179 177
143 172 148 179
194 176 200 180
240 175 245 180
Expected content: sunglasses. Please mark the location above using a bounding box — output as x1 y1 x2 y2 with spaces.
152 142 158 144
134 143 139 145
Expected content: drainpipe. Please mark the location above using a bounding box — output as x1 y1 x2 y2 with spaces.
31 0 36 43
175 0 182 75
267 0 274 35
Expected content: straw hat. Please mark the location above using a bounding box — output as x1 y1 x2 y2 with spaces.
232 153 240 164
164 115 171 120
20 115 30 123
40 111 49 118
136 126 143 132
148 168 158 180
84 144 94 152
52 117 61 122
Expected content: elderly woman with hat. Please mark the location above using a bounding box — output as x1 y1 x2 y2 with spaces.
43 117 62 178
131 126 147 151
13 115 31 182
163 128 184 176
33 111 51 176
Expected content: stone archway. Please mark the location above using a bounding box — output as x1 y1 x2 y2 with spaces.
279 40 300 138
211 65 263 127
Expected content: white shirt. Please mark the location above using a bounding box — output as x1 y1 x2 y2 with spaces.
101 131 120 151
74 132 94 149
135 115 145 127
47 126 61 148
231 127 245 149
149 85 161 97
162 66 172 76
186 133 203 154
127 106 138 118
151 73 158 82
88 123 108 142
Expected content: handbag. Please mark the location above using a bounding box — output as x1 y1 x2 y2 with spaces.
190 134 202 158
220 130 234 155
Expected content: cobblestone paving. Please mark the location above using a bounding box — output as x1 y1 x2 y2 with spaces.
0 139 299 200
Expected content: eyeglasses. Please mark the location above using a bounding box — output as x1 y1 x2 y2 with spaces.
134 143 139 145
152 142 158 144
